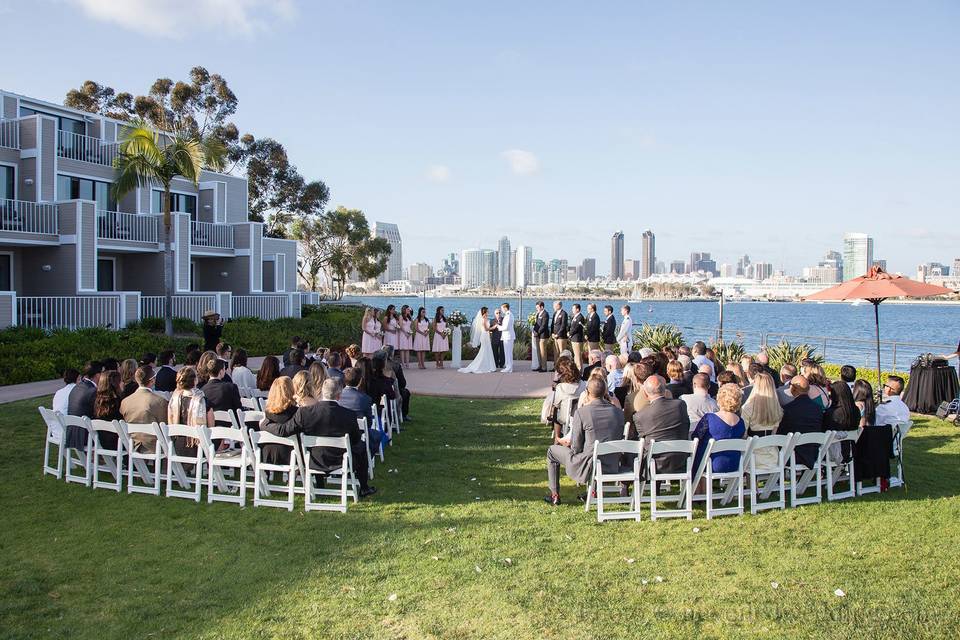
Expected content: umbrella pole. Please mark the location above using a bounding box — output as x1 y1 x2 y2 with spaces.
873 300 882 392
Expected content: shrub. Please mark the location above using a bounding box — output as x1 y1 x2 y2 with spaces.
766 340 825 371
711 340 746 366
633 323 685 351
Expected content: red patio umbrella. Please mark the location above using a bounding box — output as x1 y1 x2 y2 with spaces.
804 266 955 388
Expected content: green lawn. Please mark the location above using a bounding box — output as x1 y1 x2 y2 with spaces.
2 396 959 639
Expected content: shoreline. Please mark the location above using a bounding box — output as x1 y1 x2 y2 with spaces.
340 294 960 306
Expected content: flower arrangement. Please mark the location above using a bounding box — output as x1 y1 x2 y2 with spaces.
527 311 538 326
447 311 468 327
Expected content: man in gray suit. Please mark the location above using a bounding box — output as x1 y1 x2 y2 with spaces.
544 379 625 505
632 376 690 473
679 373 718 432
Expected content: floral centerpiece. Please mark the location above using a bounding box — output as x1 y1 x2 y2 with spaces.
527 311 538 326
447 310 468 328
446 310 468 367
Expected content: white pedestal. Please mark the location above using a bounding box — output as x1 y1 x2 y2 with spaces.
451 327 462 367
531 335 540 370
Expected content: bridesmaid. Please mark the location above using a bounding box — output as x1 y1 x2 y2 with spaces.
413 307 431 369
383 304 400 352
361 307 382 357
398 305 414 367
431 306 449 369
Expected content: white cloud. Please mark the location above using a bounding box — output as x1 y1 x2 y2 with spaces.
425 164 452 183
65 0 296 38
500 149 540 176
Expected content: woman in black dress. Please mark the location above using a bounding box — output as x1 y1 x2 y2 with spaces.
260 376 298 465
93 370 123 449
201 310 224 352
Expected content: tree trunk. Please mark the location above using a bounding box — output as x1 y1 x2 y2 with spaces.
163 185 174 337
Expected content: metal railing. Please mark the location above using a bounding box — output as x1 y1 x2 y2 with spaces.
96 210 159 243
140 295 218 323
57 130 119 166
17 296 118 330
232 295 290 320
0 199 58 235
190 220 233 249
0 119 19 149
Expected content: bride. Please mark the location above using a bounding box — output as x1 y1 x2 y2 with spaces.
458 307 498 374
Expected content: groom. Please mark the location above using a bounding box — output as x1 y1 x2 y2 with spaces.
495 303 514 373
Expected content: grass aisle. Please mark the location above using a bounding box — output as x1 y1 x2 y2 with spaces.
2 395 959 639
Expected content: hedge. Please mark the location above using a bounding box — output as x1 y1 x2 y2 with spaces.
0 305 364 386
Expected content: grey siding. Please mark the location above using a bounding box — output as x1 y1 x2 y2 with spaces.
104 121 117 143
2 95 16 119
57 158 117 182
119 253 166 295
262 237 299 293
40 117 55 201
19 158 36 202
0 147 18 167
123 291 138 325
19 245 78 295
19 117 36 149
216 182 227 222
78 201 97 292
198 187 215 223
250 223 262 291
261 260 275 292
175 213 191 291
0 292 13 330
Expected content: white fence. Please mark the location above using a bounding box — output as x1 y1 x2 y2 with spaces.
140 295 218 323
97 210 159 243
16 296 119 330
190 220 233 249
57 130 119 166
0 119 19 149
232 295 290 320
0 199 58 235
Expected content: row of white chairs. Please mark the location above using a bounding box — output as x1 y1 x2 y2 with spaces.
39 395 407 513
585 423 909 523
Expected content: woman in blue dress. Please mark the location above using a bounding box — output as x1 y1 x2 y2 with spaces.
692 383 747 474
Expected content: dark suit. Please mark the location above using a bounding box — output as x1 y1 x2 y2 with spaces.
568 311 586 369
779 395 826 468
490 317 505 368
632 397 691 473
666 381 692 399
391 361 411 418
154 365 177 392
279 364 305 379
201 378 242 418
534 309 551 370
65 378 97 449
581 361 601 382
551 309 569 365
585 312 601 346
276 400 370 489
601 314 616 346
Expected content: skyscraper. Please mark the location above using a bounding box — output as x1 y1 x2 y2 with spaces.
842 233 874 281
515 245 533 288
623 259 641 280
641 230 655 279
611 231 625 280
460 249 485 289
372 222 402 283
670 260 686 275
482 250 498 287
736 255 751 277
753 262 773 281
580 258 596 280
497 236 512 289
407 262 433 285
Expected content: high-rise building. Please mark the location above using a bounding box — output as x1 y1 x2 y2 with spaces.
842 233 874 281
509 249 517 289
641 230 656 279
515 245 533 288
439 252 459 277
874 259 887 272
670 260 686 275
460 249 485 289
580 258 596 280
611 231 625 280
953 258 960 276
736 255 751 277
497 236 512 289
547 259 568 285
532 259 547 285
483 250 498 287
372 222 402 284
623 259 641 280
802 265 839 283
689 252 716 275
407 262 433 285
655 261 666 274
719 263 735 277
753 262 774 281
567 266 580 281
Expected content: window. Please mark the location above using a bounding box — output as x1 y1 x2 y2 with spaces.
97 257 115 292
57 174 116 211
0 253 12 291
0 165 14 201
19 106 85 135
151 190 197 219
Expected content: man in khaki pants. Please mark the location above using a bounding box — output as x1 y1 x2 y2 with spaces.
551 301 569 363
533 301 551 372
585 303 601 353
568 303 586 370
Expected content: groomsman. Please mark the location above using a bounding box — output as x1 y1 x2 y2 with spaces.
551 301 569 365
568 303 586 370
617 304 633 355
601 305 616 348
533 301 551 372
585 303 601 352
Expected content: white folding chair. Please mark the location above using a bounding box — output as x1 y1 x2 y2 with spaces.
120 421 163 496
239 410 265 433
240 397 261 412
38 407 65 479
213 409 242 430
788 431 834 507
381 399 400 438
700 438 755 519
61 415 94 486
162 423 206 502
89 419 125 492
826 430 859 501
300 435 358 513
747 434 795 514
250 430 304 511
585 438 644 522
358 416 375 479
857 421 911 494
201 427 249 506
645 438 698 521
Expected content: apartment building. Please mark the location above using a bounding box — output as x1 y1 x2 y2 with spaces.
0 89 301 329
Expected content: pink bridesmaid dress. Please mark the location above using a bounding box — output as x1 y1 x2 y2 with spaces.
398 318 414 350
413 319 431 352
432 320 449 353
361 318 382 353
384 317 400 349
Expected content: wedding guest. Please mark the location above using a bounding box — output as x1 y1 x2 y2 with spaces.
665 360 691 398
259 376 297 465
631 376 690 471
65 361 101 450
581 349 603 381
413 307 431 369
680 373 720 434
601 305 616 349
215 342 232 367
201 358 242 419
230 349 256 390
692 342 716 381
585 303 601 352
398 305 414 367
52 368 80 415
256 356 281 392
533 301 551 372
120 365 168 452
717 370 740 389
691 383 746 475
382 304 400 351
102 357 119 372
184 349 201 367
195 351 216 387
361 308 382 357
825 380 861 433
544 378 624 505
805 366 832 409
282 336 301 367
345 344 361 369
155 350 177 392
119 358 139 399
339 366 384 455
568 303 586 370
201 309 224 352
292 370 318 408
309 359 329 393
92 370 123 449
778 376 826 467
624 362 653 417
139 352 157 368
549 358 585 440
617 305 633 355
280 349 307 379
578 367 621 409
777 364 797 405
726 362 747 388
613 362 637 408
431 307 450 369
384 346 412 420
368 353 398 409
604 354 624 394
741 373 783 436
491 309 506 369
741 363 764 402
876 375 910 425
168 367 214 461
840 365 857 390
551 301 569 366
755 351 778 381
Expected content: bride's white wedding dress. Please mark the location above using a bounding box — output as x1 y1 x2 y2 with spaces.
458 311 498 374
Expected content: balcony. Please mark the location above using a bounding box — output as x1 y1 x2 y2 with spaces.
0 119 19 149
57 130 119 167
190 220 233 250
0 199 58 235
97 210 159 244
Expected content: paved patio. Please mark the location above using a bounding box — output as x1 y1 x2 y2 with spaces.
403 361 553 399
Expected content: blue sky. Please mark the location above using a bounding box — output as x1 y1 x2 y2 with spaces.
3 0 958 275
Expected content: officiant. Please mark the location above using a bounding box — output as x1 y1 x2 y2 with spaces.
491 308 506 369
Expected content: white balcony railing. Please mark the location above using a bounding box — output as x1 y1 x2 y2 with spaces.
232 295 290 320
97 210 159 243
0 119 19 149
190 220 233 249
57 130 120 166
140 295 218 323
0 199 58 235
17 296 118 330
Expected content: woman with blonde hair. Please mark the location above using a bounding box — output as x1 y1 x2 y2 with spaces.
361 307 382 357
167 366 214 458
292 370 317 407
726 361 747 387
578 366 621 409
741 372 785 469
308 360 327 397
804 364 832 409
691 383 747 474
119 358 138 399
261 376 297 465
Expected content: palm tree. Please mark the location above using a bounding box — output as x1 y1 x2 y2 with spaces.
112 122 225 336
